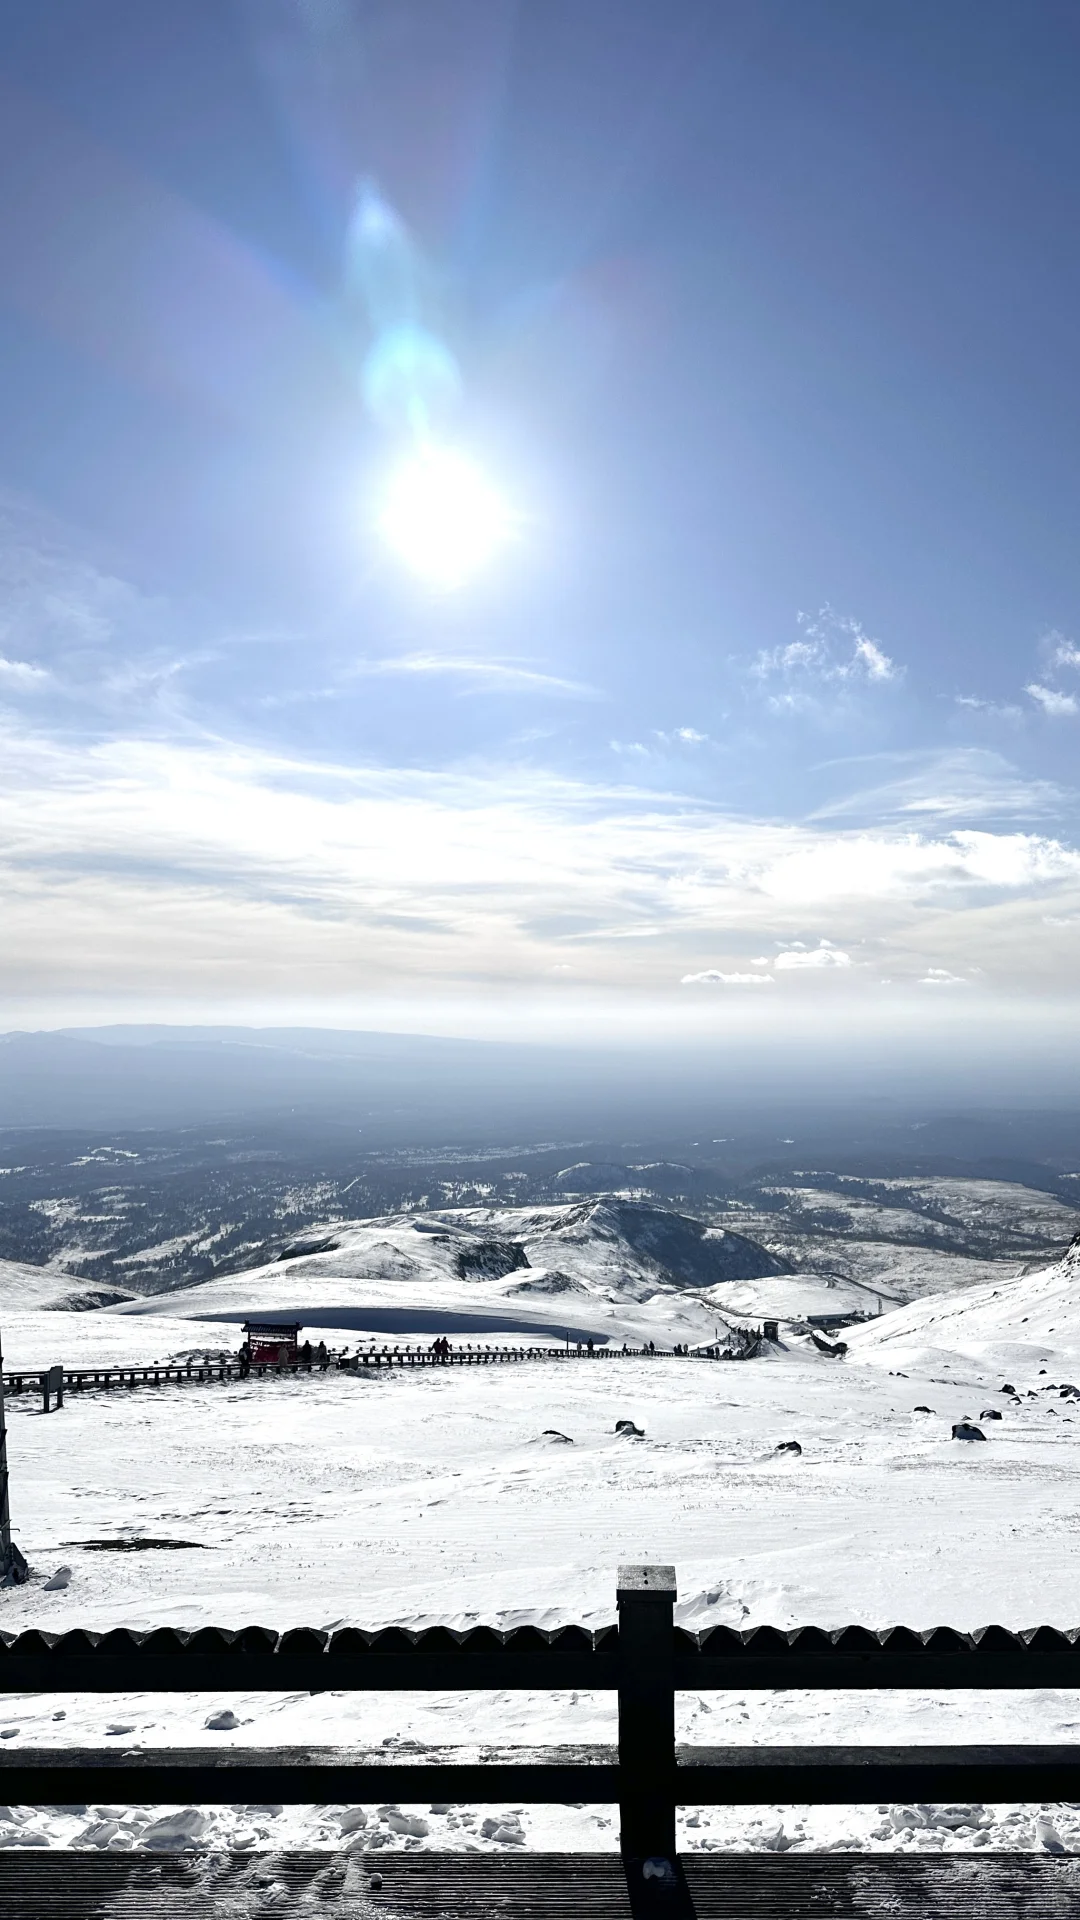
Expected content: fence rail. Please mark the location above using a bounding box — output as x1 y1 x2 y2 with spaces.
1 1349 558 1395
1 1341 755 1404
2 1566 1080 1867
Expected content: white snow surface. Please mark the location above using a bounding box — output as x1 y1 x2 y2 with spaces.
849 1232 1080 1375
0 1257 92 1313
3 1228 1080 1855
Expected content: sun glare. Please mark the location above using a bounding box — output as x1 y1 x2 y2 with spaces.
378 447 512 588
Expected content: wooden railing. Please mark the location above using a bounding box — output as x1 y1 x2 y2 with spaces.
3 1565 1080 1868
0 1342 740 1406
2 1337 774 1405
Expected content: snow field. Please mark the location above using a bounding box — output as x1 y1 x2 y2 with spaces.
4 1292 1080 1853
7 1331 1080 1630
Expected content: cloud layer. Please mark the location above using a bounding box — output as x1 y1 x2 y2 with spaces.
3 718 1080 1025
1 524 1079 1041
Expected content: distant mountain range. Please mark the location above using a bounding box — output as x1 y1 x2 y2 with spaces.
5 1025 1080 1169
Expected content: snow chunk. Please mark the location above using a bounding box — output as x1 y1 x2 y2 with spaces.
140 1808 207 1849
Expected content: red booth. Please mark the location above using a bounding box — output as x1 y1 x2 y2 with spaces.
242 1321 302 1366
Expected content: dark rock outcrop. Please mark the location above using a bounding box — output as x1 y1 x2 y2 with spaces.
454 1241 530 1281
554 1197 789 1288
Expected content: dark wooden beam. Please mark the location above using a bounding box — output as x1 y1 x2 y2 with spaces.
0 1747 619 1804
678 1743 1080 1803
0 1651 618 1692
618 1564 677 1864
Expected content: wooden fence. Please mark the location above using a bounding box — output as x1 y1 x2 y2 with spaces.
1 1340 762 1406
2 1564 1080 1871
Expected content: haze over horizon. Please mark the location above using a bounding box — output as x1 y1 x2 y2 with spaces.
1 1 1079 1089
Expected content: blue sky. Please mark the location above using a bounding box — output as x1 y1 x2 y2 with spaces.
1 0 1079 1064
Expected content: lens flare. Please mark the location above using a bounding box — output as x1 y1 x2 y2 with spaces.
378 447 512 588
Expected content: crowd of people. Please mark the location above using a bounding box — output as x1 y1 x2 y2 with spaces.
237 1336 329 1374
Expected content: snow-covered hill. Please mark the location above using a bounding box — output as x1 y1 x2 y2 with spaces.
849 1231 1080 1374
0 1255 133 1315
111 1198 791 1346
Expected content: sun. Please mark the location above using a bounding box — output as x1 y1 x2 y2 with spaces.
378 446 512 589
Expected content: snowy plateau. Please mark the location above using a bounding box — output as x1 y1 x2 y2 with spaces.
2 1183 1080 1860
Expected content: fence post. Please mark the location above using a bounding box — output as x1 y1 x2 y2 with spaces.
617 1562 677 1866
0 1330 28 1585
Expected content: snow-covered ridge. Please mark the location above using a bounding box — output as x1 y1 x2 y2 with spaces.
848 1231 1080 1371
109 1197 790 1346
0 1255 133 1315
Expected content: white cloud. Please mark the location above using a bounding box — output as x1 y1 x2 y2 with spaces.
920 968 967 987
1043 631 1080 672
0 656 49 687
350 653 600 699
774 945 853 970
615 726 711 755
811 748 1069 825
1026 683 1078 717
758 828 1080 901
850 634 896 681
3 724 1080 1011
954 694 1023 721
681 970 776 986
753 607 901 702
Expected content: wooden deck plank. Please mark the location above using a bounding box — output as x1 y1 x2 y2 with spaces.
682 1854 1080 1917
0 1853 1079 1920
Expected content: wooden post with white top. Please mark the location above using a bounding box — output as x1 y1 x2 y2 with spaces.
617 1562 677 1869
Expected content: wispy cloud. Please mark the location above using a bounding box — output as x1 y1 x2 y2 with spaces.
954 694 1023 722
0 509 201 731
752 606 902 711
0 655 49 688
611 726 711 759
1026 682 1078 717
957 632 1080 727
1042 630 1080 673
348 653 601 699
681 970 775 986
810 748 1072 825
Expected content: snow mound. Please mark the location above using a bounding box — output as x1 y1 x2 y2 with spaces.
505 1270 587 1295
849 1233 1080 1372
